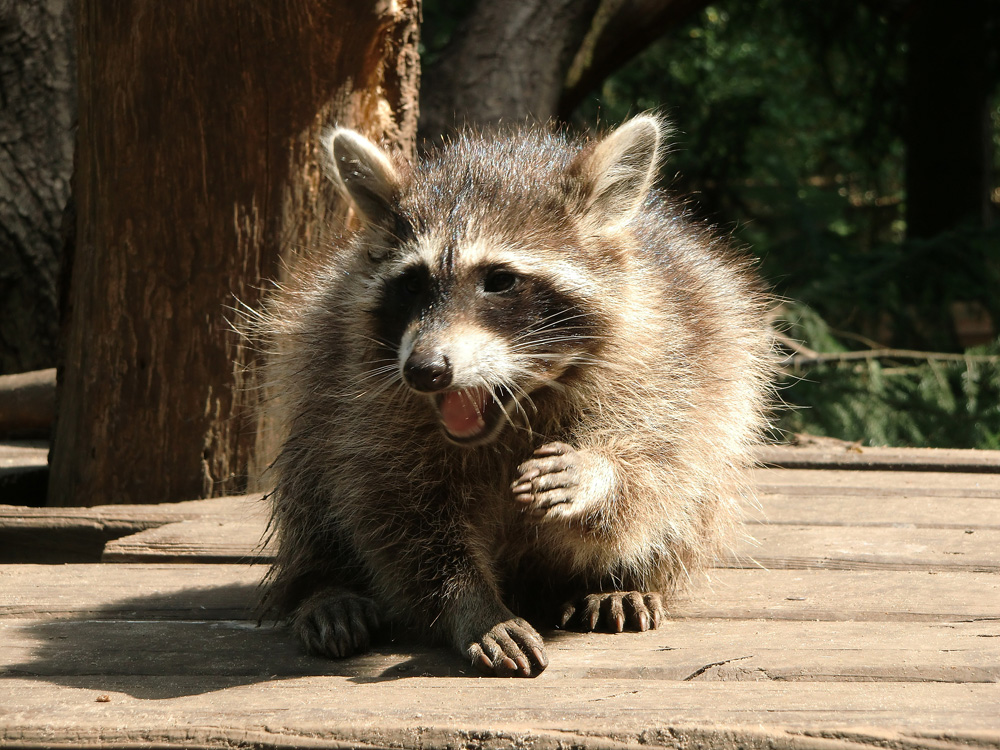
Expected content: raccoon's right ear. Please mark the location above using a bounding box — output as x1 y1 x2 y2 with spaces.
570 115 664 230
322 128 403 227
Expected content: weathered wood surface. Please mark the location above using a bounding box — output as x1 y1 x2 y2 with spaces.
0 494 264 527
3 564 998 622
94 467 1000 570
0 494 265 563
1 457 999 749
757 442 1000 473
3 616 997 682
99 516 1000 573
1 563 998 746
0 442 47 475
0 369 55 439
3 678 997 749
756 466 1000 495
101 518 273 562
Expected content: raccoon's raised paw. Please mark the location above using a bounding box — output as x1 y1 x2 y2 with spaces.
512 442 609 520
559 591 665 633
292 590 381 659
466 617 548 678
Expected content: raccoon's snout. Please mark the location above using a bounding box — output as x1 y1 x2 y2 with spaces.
403 351 453 393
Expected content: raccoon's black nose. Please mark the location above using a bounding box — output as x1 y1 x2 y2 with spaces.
403 352 453 392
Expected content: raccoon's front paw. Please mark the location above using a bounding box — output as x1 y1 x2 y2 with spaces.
292 590 381 659
511 442 612 520
559 591 665 633
465 617 548 678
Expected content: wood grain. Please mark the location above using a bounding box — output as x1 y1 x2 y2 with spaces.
757 443 1000 473
2 452 999 748
3 617 996 682
1 678 998 748
754 467 1000 497
2 564 998 622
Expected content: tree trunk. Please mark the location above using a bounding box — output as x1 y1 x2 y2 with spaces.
49 1 420 506
904 0 993 239
419 0 600 138
560 0 711 119
0 0 75 376
419 0 711 140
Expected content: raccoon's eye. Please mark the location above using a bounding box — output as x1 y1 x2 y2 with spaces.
483 269 518 294
401 270 423 296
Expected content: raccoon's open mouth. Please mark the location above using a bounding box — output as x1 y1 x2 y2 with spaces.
435 386 510 444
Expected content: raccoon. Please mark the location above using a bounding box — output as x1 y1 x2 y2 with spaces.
258 115 772 677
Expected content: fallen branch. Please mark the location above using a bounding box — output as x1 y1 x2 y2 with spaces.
773 329 1000 369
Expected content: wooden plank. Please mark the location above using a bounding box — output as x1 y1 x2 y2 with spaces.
758 443 1000 473
0 441 47 473
1 678 998 747
7 467 1000 563
0 494 266 563
102 519 273 563
3 459 998 750
749 492 997 528
3 617 996 683
0 368 55 439
733 525 1000 572
0 494 265 528
101 505 1000 572
2 565 998 622
7 467 999 534
0 564 262 619
688 568 1000 622
755 467 1000 497
1 563 997 748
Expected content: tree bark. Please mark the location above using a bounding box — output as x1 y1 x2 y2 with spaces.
419 0 711 139
49 1 419 506
0 0 75 376
419 0 600 138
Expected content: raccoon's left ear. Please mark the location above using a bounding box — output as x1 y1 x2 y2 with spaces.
322 128 403 227
570 114 664 229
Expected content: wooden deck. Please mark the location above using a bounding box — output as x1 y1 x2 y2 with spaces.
1 443 998 750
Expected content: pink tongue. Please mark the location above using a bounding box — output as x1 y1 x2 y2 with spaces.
439 388 490 437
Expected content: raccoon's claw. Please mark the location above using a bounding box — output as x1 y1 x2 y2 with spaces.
293 590 381 659
512 442 581 513
466 617 548 677
559 591 665 633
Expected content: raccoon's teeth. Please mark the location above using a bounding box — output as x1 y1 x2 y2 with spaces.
439 387 491 438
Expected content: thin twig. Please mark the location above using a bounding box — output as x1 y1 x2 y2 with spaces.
772 330 819 359
780 347 1000 369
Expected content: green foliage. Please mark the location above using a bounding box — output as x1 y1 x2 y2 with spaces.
793 224 1000 352
776 303 1000 449
574 1 909 299
573 0 1000 448
422 0 1000 447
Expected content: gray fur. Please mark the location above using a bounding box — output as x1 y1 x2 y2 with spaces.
254 116 773 677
